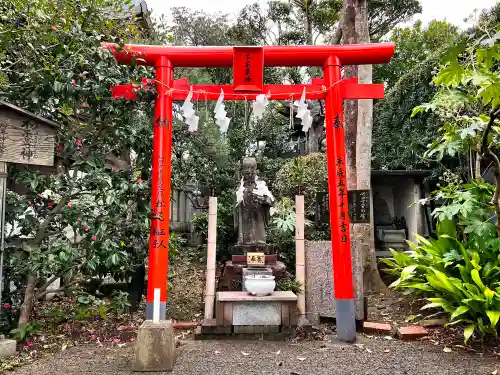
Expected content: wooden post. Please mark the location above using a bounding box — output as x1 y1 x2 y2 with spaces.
204 197 217 320
295 195 306 317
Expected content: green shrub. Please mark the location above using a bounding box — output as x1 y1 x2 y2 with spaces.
382 215 500 343
276 278 302 295
268 197 312 271
110 290 131 314
10 321 43 342
274 153 327 216
268 197 297 270
191 213 209 242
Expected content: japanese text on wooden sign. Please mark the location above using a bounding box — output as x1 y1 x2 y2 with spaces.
0 115 55 167
233 46 264 92
247 252 265 267
348 189 371 224
315 190 371 224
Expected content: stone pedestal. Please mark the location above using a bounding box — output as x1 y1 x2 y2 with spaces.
231 243 275 255
216 291 297 334
0 336 16 358
376 228 407 251
304 240 364 320
133 320 176 372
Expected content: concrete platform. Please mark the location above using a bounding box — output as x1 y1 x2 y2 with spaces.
197 291 298 340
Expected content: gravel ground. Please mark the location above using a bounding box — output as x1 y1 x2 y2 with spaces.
11 336 499 375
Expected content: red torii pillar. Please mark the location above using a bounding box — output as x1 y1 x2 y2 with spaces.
105 42 394 342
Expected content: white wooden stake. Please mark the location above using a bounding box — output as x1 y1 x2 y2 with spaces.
153 288 161 323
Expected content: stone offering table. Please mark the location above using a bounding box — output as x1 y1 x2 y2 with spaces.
197 291 298 339
216 291 298 334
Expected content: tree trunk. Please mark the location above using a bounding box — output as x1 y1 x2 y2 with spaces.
353 0 386 292
306 125 323 154
341 1 358 190
342 0 386 293
18 274 37 326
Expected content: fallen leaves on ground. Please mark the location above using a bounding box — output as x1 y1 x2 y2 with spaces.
0 256 206 372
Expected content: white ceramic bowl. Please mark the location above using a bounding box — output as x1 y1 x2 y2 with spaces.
244 274 276 296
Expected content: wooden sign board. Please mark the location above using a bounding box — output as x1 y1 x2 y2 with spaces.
315 191 330 224
315 190 372 224
0 107 56 167
247 252 265 267
347 189 371 224
233 46 264 92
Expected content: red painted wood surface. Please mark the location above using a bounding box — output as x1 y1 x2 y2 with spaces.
323 56 354 300
233 46 264 92
102 42 395 67
110 78 385 101
147 56 173 305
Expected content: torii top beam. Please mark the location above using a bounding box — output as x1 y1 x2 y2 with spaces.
102 42 395 68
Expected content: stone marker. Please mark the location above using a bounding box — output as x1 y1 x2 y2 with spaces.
133 320 176 372
0 335 16 358
304 240 364 320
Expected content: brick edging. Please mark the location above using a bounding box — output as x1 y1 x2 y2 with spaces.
173 321 199 330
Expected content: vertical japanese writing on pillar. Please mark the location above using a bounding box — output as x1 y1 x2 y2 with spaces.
155 116 168 128
152 155 165 224
335 112 348 244
244 54 252 83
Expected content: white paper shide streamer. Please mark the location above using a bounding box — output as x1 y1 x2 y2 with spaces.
251 92 270 119
214 89 231 133
235 176 275 207
294 87 313 133
181 86 199 132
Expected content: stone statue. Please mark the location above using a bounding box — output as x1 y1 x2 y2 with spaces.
235 157 275 246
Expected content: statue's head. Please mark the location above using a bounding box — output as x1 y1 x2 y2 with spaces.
242 157 257 182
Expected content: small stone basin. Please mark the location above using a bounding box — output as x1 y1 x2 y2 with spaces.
244 274 276 296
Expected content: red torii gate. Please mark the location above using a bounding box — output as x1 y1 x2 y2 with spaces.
104 42 394 342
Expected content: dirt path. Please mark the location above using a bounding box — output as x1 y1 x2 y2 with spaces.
11 336 498 375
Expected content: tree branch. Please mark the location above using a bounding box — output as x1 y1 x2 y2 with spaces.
480 107 500 236
34 280 79 301
37 274 61 296
33 194 70 244
481 108 500 153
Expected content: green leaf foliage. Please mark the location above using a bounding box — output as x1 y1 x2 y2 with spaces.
274 153 327 216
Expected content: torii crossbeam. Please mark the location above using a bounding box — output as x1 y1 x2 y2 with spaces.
104 42 395 342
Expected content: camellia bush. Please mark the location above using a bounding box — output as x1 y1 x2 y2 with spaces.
383 18 500 343
0 0 161 328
